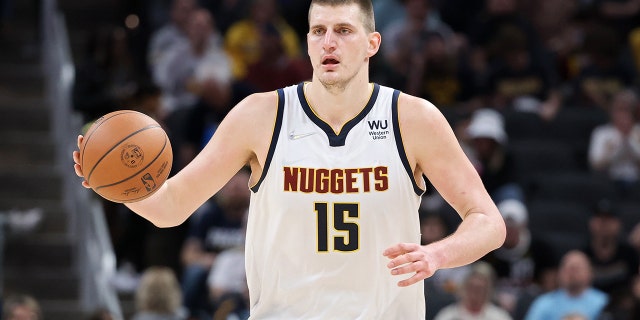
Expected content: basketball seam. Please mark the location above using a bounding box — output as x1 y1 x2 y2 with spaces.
94 131 168 192
86 124 162 184
81 110 142 173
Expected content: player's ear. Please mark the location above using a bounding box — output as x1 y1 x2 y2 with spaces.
366 31 381 58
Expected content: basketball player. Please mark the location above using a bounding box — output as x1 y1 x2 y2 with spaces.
73 0 506 318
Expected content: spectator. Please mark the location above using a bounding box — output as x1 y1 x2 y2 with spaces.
153 8 232 117
404 31 476 108
464 108 524 203
465 0 547 93
125 80 164 121
434 261 512 320
147 0 197 79
570 24 636 109
153 8 233 173
524 250 608 320
131 266 186 320
588 89 640 197
207 212 250 320
485 25 562 121
207 246 249 320
242 23 311 92
481 199 557 317
372 0 406 34
180 169 250 319
1 294 41 320
380 0 457 90
584 198 639 318
224 0 301 79
544 5 593 84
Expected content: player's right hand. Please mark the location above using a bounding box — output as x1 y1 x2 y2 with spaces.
72 135 91 189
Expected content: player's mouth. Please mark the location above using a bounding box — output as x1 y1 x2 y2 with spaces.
321 56 340 68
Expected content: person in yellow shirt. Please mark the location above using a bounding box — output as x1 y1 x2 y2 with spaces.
224 0 301 79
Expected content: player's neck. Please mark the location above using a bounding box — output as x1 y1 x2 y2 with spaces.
305 78 373 132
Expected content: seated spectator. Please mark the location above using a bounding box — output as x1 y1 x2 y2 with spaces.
464 108 524 203
481 199 557 317
2 294 41 320
434 261 512 320
242 23 311 92
588 89 640 197
207 211 250 320
584 198 639 318
570 24 636 109
153 8 232 117
207 245 249 320
180 169 250 319
404 31 476 109
147 0 197 77
485 26 562 121
131 266 186 320
224 0 301 79
524 250 608 320
465 0 546 95
380 0 457 90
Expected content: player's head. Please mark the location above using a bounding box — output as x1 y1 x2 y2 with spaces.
307 0 380 89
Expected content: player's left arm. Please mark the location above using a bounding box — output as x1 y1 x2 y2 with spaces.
384 94 506 287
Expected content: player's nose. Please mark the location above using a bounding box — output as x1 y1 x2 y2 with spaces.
322 32 336 51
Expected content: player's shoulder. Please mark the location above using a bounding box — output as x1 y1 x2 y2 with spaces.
232 90 280 116
395 92 446 126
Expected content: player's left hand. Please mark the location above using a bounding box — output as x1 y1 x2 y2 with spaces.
383 242 437 287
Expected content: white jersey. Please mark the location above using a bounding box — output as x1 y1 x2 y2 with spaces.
246 83 426 319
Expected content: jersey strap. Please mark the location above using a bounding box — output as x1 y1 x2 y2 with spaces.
391 89 426 196
250 89 285 192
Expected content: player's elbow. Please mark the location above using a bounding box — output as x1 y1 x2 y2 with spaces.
491 214 507 250
152 218 182 228
150 209 191 228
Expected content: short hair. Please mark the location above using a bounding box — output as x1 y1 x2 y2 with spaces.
309 0 376 33
135 266 182 314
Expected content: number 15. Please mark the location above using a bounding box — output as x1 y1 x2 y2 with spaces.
315 202 359 252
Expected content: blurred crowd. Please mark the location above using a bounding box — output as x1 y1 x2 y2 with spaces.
68 0 640 319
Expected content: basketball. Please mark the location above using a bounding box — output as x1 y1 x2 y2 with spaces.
80 110 173 203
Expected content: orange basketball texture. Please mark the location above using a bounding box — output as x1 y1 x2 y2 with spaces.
81 110 173 203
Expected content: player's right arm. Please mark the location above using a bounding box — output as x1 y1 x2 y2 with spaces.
73 91 278 227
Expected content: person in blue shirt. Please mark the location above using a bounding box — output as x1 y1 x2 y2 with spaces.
524 250 608 320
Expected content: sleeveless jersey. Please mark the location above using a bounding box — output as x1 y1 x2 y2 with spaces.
246 83 426 319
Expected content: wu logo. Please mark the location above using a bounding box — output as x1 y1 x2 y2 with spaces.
141 173 156 191
367 120 388 130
